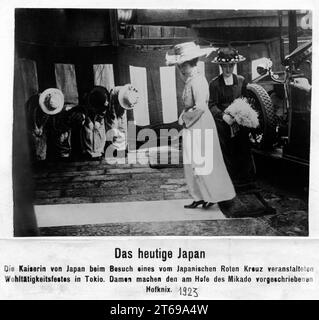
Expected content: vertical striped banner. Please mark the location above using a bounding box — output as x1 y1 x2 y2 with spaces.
93 64 115 92
18 59 39 99
147 68 163 125
160 66 178 124
55 63 79 107
129 66 150 126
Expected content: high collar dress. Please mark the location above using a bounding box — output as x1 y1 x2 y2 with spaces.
182 71 235 202
208 73 256 187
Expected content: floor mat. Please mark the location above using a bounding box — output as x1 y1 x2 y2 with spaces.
39 218 278 236
35 199 225 228
219 191 276 218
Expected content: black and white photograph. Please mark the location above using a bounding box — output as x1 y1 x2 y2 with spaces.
12 8 312 237
1 0 319 302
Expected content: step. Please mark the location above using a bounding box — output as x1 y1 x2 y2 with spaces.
34 162 150 174
34 191 190 205
34 166 183 179
35 177 187 191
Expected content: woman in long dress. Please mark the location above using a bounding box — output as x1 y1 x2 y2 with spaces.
166 42 235 208
209 47 256 187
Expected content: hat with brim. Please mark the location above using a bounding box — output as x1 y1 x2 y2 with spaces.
166 42 218 66
211 47 246 64
118 84 139 110
39 88 64 115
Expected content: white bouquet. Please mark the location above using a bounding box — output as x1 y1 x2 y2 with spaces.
224 97 259 128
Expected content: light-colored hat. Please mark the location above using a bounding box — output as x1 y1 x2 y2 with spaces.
211 47 246 64
165 42 217 66
39 88 64 115
118 84 139 110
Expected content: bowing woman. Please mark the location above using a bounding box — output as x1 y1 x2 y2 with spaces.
209 47 256 188
79 86 110 160
26 88 66 162
105 84 139 158
166 42 235 209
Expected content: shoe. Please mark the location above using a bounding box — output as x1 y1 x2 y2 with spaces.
203 202 215 209
184 200 206 209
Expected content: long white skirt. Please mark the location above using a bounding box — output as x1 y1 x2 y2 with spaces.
183 109 235 203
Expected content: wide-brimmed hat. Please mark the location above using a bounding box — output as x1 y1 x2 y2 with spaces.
211 47 246 64
118 84 139 110
39 88 64 115
166 42 217 66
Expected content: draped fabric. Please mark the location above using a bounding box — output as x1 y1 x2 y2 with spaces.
93 64 115 92
129 66 150 126
160 66 178 124
119 47 185 128
55 63 79 107
19 58 39 98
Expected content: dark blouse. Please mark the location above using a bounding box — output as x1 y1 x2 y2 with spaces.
208 73 256 186
208 73 247 121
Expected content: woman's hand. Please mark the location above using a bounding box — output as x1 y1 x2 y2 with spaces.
94 121 101 129
34 127 43 137
222 113 235 125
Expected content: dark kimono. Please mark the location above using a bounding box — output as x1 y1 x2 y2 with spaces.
69 105 107 159
26 94 84 161
45 109 74 160
208 74 256 187
26 94 49 162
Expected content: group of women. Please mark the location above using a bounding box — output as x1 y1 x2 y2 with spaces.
166 42 256 209
27 41 255 209
26 84 139 162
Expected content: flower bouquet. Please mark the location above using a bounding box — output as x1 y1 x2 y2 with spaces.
224 97 259 137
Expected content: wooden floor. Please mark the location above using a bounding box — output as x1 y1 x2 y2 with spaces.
32 149 308 237
33 149 187 205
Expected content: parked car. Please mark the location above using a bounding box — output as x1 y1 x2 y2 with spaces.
246 41 312 165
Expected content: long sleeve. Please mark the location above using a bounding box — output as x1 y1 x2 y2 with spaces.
67 106 86 128
181 75 208 128
208 81 223 121
191 76 209 111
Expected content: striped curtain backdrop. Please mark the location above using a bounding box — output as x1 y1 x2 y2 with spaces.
93 64 115 91
55 63 79 107
17 57 222 131
17 53 269 139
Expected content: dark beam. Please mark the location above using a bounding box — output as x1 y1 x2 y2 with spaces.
109 9 119 47
135 9 284 25
288 10 298 53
